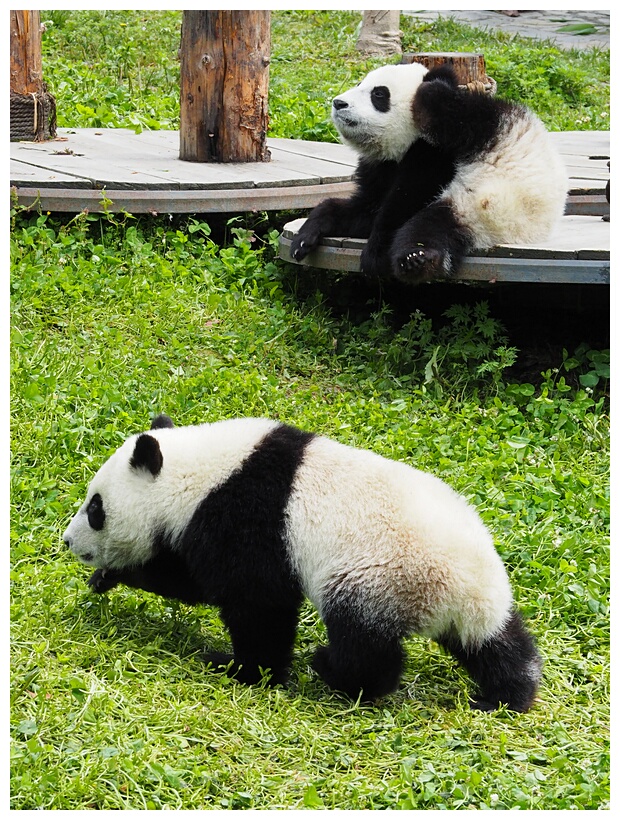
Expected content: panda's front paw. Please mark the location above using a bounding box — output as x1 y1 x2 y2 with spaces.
289 230 319 262
88 568 121 594
393 245 445 284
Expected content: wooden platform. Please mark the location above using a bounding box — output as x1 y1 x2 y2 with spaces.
279 215 610 284
10 128 610 217
276 130 610 286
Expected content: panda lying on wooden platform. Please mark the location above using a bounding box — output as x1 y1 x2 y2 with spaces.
290 63 568 283
63 414 542 712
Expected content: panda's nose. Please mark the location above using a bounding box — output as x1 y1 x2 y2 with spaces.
333 98 348 111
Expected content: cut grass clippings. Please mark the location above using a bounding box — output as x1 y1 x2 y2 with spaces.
10 10 610 811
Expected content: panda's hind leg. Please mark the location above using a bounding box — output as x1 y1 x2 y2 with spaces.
390 202 473 285
437 610 543 712
312 599 406 701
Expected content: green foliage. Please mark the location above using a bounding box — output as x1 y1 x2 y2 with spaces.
40 10 609 135
10 210 609 809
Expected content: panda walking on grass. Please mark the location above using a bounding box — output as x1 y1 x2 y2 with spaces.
290 62 568 282
64 414 542 713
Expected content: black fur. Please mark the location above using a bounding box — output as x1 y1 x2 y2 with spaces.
289 66 513 284
88 547 204 604
290 139 455 279
86 493 105 531
313 584 406 701
437 610 542 712
90 423 313 687
151 414 175 430
370 85 390 113
130 434 164 476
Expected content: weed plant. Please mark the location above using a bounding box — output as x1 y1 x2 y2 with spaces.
11 9 610 812
10 209 609 809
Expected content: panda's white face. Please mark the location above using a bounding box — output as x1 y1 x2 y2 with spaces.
62 434 162 570
63 418 280 572
331 63 428 162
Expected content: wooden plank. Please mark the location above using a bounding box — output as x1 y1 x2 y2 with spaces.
13 182 357 214
10 130 610 214
549 130 610 156
279 216 610 284
270 137 358 166
10 159 92 187
279 236 609 283
11 130 354 190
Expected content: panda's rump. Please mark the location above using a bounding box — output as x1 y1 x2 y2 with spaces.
443 112 568 248
285 437 512 645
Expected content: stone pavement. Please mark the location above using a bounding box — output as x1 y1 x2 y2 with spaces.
404 10 610 50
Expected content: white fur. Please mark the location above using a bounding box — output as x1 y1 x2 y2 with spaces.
285 435 513 648
332 63 428 162
63 418 278 569
443 110 569 248
65 418 513 648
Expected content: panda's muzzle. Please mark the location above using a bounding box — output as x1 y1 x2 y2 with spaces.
332 99 358 128
63 532 93 564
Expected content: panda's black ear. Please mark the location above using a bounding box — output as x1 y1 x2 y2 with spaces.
423 65 458 88
151 414 174 430
130 434 163 477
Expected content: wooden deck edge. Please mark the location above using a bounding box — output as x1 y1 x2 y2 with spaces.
11 186 607 218
278 234 610 285
11 181 356 214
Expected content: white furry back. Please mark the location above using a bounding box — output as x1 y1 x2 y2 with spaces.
445 109 569 248
285 436 513 647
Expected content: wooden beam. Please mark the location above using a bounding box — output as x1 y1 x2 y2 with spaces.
179 11 271 163
10 11 43 94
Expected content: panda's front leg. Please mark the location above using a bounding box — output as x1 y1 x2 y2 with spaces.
206 601 301 687
289 197 375 262
390 202 473 285
359 228 397 279
88 568 123 594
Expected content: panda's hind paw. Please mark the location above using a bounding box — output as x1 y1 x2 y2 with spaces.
393 245 445 284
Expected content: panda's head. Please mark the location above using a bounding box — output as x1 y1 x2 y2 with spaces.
62 415 174 570
331 62 429 162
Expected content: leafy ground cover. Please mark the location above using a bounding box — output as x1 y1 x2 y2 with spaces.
11 9 609 811
40 10 610 135
10 211 609 810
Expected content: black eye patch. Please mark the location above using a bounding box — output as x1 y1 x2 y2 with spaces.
87 493 106 531
370 85 391 113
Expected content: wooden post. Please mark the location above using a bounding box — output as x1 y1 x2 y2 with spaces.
356 11 402 57
401 52 495 93
10 10 56 141
179 10 271 163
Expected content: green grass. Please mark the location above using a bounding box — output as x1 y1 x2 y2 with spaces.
11 10 610 811
10 210 609 809
40 10 610 135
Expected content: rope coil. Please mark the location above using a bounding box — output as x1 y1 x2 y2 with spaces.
10 88 57 142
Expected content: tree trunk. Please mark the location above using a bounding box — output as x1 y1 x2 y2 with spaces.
179 10 271 163
10 10 56 141
401 52 494 92
356 10 401 57
10 10 43 93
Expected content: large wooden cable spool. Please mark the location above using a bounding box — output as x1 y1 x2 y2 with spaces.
401 52 497 94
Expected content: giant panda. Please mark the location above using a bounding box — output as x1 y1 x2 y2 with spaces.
63 414 542 712
290 63 568 283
